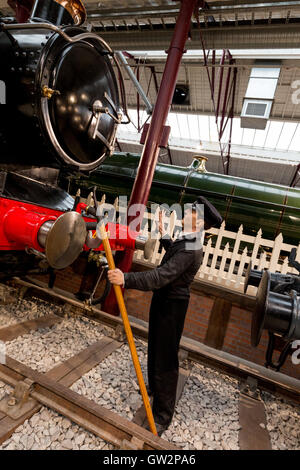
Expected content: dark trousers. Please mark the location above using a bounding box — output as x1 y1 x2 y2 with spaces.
147 293 189 426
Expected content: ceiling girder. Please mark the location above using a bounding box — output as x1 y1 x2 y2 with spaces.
93 21 300 51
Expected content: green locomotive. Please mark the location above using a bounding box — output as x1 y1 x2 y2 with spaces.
67 152 300 245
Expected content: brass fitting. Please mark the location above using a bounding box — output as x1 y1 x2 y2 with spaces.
192 155 208 173
42 86 60 99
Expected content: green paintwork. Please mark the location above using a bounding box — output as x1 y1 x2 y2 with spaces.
68 152 300 245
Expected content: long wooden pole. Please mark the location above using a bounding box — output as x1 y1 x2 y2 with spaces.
99 223 157 435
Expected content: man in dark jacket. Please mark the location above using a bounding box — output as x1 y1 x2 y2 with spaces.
108 197 222 435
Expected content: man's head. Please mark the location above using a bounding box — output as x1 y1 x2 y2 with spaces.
195 196 223 230
182 204 204 233
182 197 223 232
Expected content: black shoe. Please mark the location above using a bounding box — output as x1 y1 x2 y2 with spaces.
155 423 168 437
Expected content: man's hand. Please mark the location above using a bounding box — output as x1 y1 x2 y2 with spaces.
107 268 125 286
158 210 166 236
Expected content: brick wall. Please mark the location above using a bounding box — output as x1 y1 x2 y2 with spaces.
125 289 213 344
223 306 269 366
34 268 300 380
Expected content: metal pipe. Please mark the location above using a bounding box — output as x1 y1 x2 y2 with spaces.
216 50 225 122
136 59 141 131
219 61 232 136
224 66 237 175
212 50 216 96
2 23 114 53
103 0 198 314
150 66 159 94
116 52 153 115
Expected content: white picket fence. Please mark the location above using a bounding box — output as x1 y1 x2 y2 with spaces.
132 207 300 295
88 195 300 295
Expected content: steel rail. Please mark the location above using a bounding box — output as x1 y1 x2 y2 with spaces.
0 356 176 450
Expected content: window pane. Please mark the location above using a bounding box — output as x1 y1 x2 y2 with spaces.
264 122 283 148
246 78 278 99
250 67 280 79
277 123 298 150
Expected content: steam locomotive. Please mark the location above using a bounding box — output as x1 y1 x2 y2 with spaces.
1 0 299 366
0 0 152 296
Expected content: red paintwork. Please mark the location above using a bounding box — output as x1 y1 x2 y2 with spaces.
0 197 63 251
0 197 138 255
75 202 138 251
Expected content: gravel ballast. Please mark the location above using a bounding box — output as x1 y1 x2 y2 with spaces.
0 406 115 450
262 391 300 450
71 341 241 450
4 314 113 373
0 297 52 328
0 296 299 450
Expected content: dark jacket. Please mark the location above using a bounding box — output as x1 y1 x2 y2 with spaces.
124 233 203 299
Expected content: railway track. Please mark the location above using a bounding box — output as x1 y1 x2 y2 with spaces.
0 278 299 451
0 292 180 449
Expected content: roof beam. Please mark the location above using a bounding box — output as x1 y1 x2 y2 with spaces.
94 21 300 51
125 105 300 123
86 1 300 21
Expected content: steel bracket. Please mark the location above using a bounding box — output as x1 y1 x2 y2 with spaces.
240 376 261 401
62 303 75 318
18 286 28 300
178 348 191 370
0 284 17 305
120 436 144 450
111 324 126 342
0 378 38 419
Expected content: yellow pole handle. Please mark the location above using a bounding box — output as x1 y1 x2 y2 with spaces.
99 223 157 436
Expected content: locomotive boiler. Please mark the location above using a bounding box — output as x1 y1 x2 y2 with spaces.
0 0 153 290
67 152 300 246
